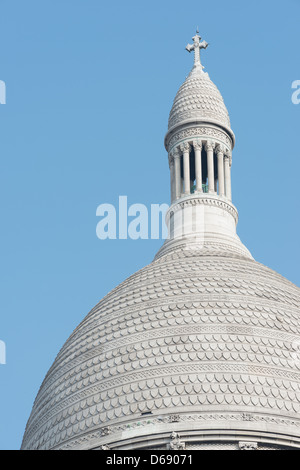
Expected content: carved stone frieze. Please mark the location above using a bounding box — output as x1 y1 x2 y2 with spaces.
166 194 239 224
168 414 181 423
166 125 233 152
101 444 110 450
168 432 186 450
239 441 258 450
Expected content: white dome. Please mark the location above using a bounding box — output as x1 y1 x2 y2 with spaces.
21 33 300 451
21 246 300 450
168 66 231 132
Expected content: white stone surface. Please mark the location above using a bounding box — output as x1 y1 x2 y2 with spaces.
21 246 300 450
21 32 300 451
167 65 231 134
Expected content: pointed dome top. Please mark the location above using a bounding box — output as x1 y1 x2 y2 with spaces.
167 32 232 138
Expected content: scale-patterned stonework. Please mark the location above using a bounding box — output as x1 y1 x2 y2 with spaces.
21 247 300 450
21 32 300 450
168 67 231 131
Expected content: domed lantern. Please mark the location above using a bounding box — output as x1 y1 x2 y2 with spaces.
21 32 300 451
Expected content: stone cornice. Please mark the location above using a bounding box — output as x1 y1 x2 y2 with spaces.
54 410 300 450
166 193 239 224
165 121 235 152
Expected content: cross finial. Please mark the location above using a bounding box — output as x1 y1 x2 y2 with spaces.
186 30 209 69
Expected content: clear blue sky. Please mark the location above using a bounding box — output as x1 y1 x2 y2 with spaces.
0 0 299 450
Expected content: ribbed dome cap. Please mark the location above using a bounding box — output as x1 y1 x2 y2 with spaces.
168 66 231 131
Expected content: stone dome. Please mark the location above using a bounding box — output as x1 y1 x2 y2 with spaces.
168 66 231 133
21 32 300 451
21 246 300 450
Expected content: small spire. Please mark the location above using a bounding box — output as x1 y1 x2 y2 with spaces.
185 30 209 69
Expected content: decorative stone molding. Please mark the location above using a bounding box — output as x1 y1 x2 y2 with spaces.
155 240 252 260
166 195 239 224
224 153 232 167
205 140 215 151
101 427 111 436
168 432 186 450
168 414 180 423
170 147 180 159
239 441 258 451
242 413 254 422
168 154 175 168
192 140 202 151
51 409 300 449
180 142 190 153
101 444 111 450
166 125 233 153
54 412 300 450
216 144 224 154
